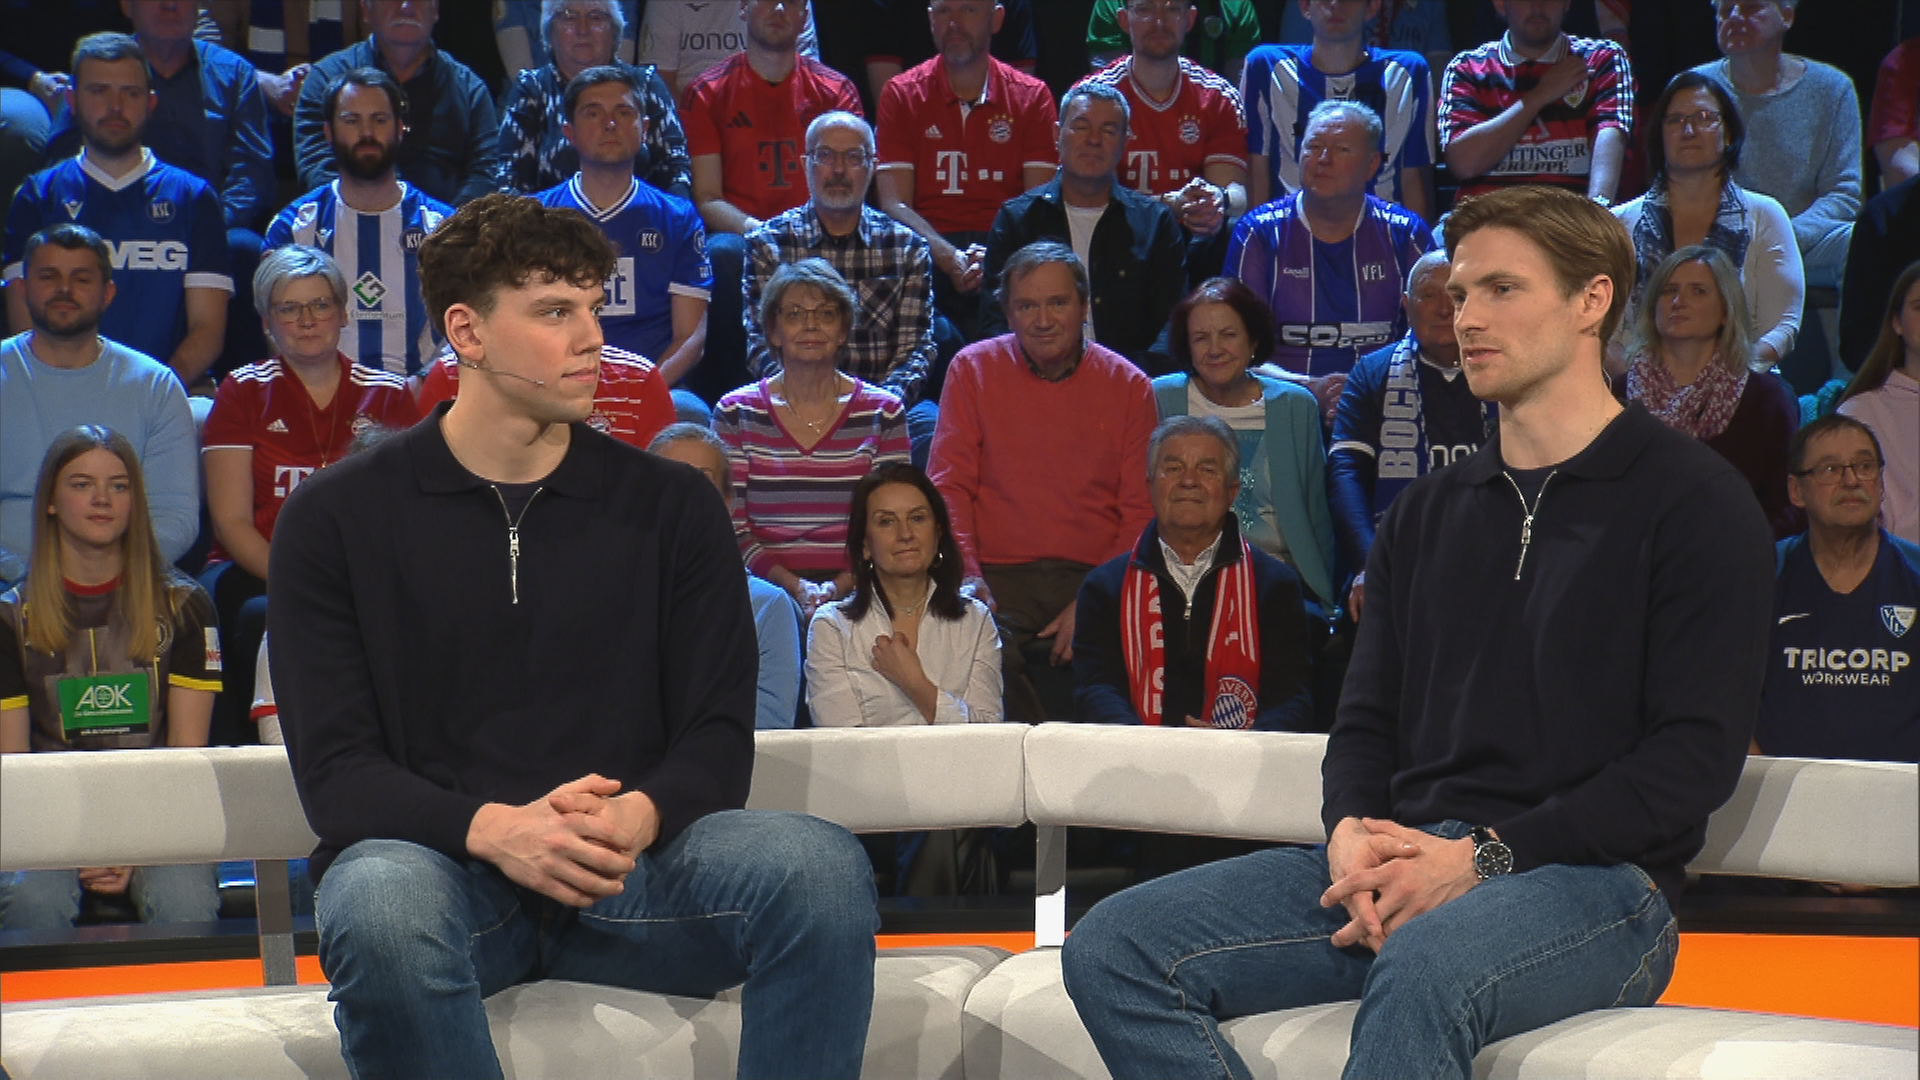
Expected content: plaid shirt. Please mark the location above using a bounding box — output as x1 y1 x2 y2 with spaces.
497 61 692 200
744 203 936 405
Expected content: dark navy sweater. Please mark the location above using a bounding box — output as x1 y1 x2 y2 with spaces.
269 405 756 881
1323 403 1774 899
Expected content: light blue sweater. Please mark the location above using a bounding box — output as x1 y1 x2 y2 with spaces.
0 332 199 585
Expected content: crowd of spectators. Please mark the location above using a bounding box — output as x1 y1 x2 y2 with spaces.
2 0 1916 922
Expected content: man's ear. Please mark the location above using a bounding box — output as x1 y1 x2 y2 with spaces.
1786 472 1808 511
443 302 484 362
1579 274 1615 337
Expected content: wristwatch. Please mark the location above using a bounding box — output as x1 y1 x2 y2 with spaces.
1471 826 1513 880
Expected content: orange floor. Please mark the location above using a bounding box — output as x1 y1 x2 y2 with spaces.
3 932 1915 1028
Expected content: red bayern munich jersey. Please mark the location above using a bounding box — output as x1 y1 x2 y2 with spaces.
1077 57 1247 196
1439 34 1634 198
202 354 421 546
876 56 1058 235
680 53 863 223
417 345 678 451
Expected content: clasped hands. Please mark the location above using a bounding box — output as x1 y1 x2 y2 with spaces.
1319 816 1480 953
467 775 659 908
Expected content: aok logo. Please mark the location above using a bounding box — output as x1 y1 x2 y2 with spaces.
107 240 188 271
73 683 135 714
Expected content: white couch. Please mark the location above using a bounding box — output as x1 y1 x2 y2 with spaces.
3 725 1915 1079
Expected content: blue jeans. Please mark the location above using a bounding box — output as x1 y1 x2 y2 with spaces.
1061 822 1678 1080
315 810 877 1080
0 863 220 928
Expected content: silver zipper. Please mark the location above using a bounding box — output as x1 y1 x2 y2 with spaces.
1502 470 1557 581
490 486 543 605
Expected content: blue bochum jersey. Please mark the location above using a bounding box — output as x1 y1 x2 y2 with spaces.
1756 532 1920 763
535 175 711 361
265 182 451 376
4 151 232 366
1242 44 1433 206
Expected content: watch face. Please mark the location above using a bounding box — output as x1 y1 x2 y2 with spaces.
1474 840 1514 879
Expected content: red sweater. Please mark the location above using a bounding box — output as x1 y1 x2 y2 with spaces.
928 335 1158 579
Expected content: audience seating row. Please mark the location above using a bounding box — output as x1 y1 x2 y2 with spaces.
1 726 1914 1079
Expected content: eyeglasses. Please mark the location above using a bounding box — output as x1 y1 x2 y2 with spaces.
553 8 614 31
1126 1 1192 20
779 304 842 327
1662 110 1723 132
1794 459 1883 485
270 296 340 322
805 147 872 170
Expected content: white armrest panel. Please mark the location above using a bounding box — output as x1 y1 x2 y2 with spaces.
746 725 1029 832
1690 756 1919 887
1023 724 1329 842
0 747 318 871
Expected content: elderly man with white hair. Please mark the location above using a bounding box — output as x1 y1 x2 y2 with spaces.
744 111 940 456
1225 99 1432 425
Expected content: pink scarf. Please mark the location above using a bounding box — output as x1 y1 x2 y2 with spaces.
1627 350 1748 441
1120 538 1261 728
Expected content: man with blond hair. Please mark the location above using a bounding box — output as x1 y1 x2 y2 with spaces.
1062 184 1775 1078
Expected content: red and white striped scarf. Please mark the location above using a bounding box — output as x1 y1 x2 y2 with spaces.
1120 538 1262 728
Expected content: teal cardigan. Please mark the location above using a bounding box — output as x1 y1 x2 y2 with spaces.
1152 373 1339 605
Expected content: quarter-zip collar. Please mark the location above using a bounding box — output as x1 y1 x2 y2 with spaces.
407 401 605 499
1453 401 1661 488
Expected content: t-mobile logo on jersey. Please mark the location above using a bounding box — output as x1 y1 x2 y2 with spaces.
274 465 318 498
1126 150 1160 191
935 150 971 195
757 139 802 188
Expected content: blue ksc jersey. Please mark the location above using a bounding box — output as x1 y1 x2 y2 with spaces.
535 176 712 361
1225 193 1430 377
1755 532 1920 763
265 182 451 376
4 151 232 366
1241 44 1433 206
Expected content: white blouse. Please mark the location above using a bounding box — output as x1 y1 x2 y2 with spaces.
805 594 1003 726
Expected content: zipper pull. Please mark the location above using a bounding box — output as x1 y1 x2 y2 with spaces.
1514 513 1534 581
507 526 521 605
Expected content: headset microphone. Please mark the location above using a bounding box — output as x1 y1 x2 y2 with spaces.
455 357 547 388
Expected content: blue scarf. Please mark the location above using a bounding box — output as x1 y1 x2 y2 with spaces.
1628 178 1753 313
1371 335 1497 522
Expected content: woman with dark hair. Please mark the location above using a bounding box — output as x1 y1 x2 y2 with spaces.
1149 277 1337 611
1612 71 1803 367
715 259 911 618
1837 262 1919 543
1622 246 1800 538
806 463 1001 727
0 426 221 928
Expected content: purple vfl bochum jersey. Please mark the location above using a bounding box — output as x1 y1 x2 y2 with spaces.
4 151 232 366
265 182 450 376
535 175 712 361
1225 193 1430 376
1242 44 1433 206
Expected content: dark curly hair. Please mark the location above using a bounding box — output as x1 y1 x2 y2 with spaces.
842 463 966 622
415 193 617 338
1169 277 1277 373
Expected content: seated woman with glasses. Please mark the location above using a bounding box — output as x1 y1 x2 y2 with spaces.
1619 246 1801 538
0 426 222 928
714 259 911 618
1612 72 1804 369
200 246 419 743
